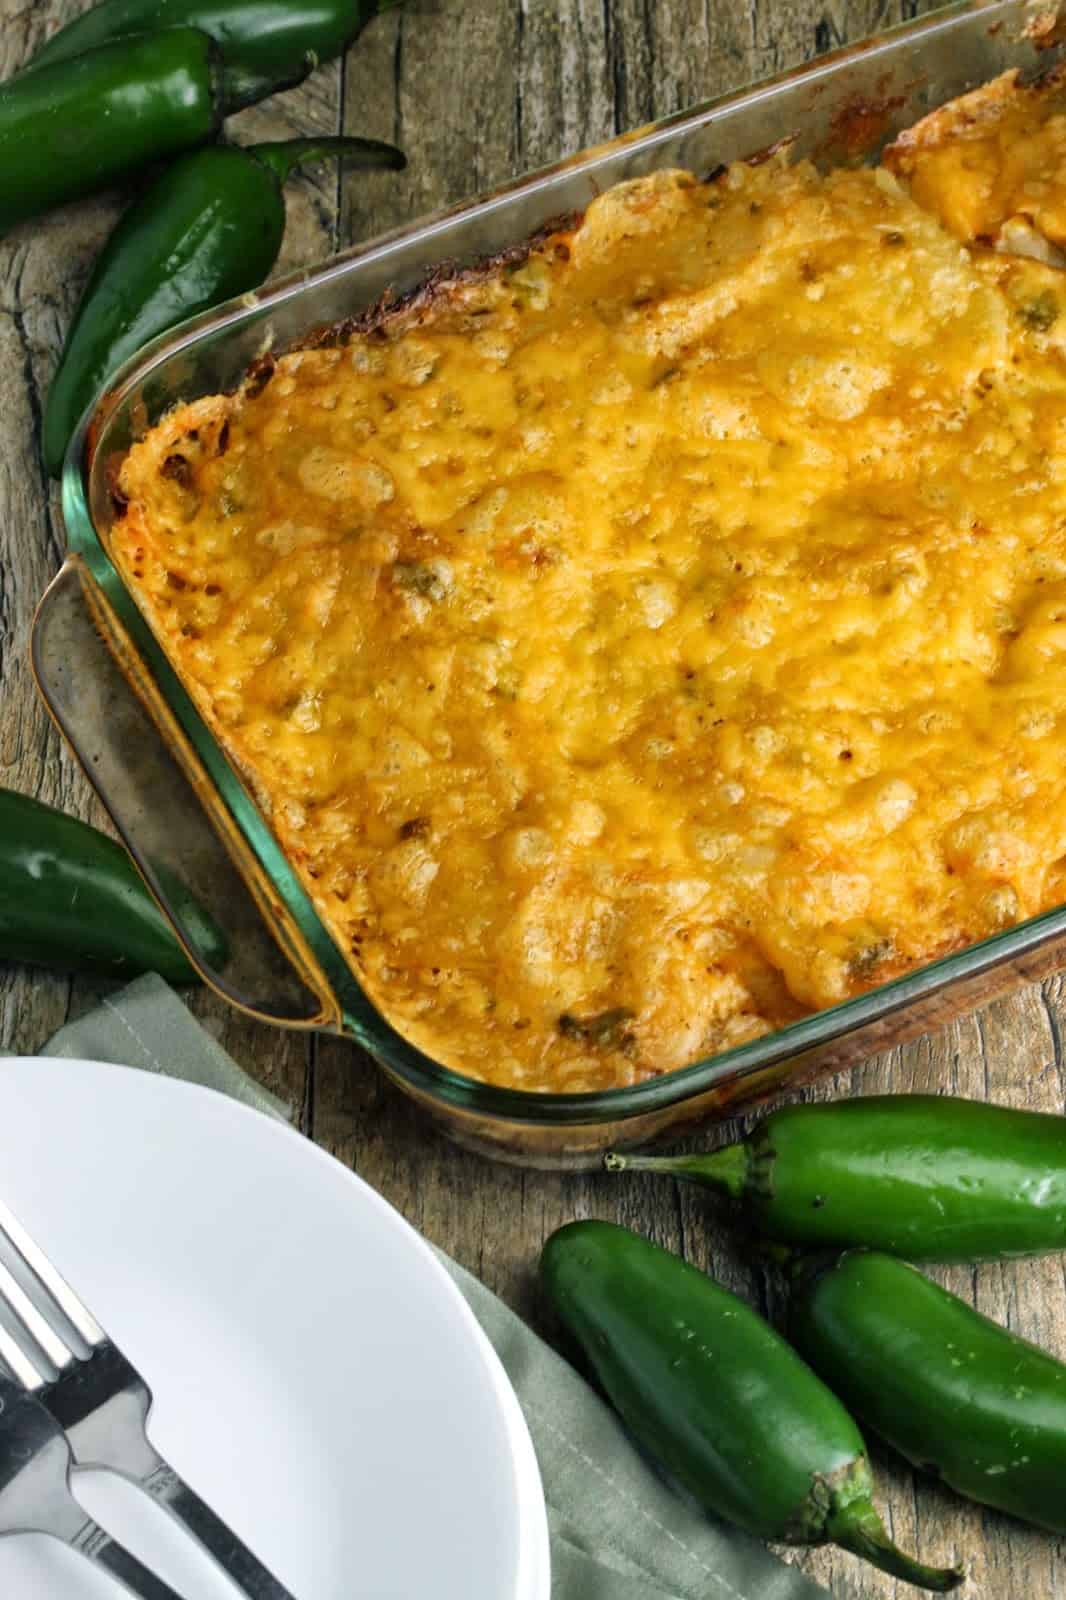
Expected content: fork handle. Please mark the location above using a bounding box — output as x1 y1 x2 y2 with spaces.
72 1517 187 1600
142 1463 296 1599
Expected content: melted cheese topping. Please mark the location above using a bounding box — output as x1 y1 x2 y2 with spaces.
884 65 1066 247
116 98 1066 1093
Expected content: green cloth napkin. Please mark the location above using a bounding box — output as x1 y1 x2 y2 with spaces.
41 974 829 1600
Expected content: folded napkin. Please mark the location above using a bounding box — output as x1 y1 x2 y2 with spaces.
40 975 829 1600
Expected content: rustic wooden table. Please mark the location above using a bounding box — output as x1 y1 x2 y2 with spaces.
3 2 1066 1595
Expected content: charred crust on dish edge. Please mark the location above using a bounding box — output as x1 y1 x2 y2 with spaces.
295 211 583 355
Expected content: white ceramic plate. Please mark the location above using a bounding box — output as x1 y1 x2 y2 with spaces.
0 1057 549 1600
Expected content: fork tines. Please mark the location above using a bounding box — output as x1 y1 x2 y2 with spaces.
0 1198 104 1391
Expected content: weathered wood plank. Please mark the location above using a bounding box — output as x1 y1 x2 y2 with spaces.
2 2 1064 1596
0 10 124 1053
0 5 350 1109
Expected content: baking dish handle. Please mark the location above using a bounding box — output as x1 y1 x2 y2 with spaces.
31 557 343 1031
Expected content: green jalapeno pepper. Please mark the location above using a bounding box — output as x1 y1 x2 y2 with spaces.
0 28 222 236
606 1093 1066 1262
790 1248 1066 1536
43 133 404 476
541 1220 963 1591
0 789 226 982
30 0 401 115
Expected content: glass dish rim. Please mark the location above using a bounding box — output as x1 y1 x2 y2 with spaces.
55 0 1066 1128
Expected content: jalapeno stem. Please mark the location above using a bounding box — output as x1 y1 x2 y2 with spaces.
604 1144 748 1198
251 135 405 185
829 1500 965 1591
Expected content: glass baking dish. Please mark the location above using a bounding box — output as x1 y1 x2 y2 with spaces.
33 0 1066 1166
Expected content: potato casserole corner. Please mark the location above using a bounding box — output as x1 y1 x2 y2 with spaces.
113 66 1066 1092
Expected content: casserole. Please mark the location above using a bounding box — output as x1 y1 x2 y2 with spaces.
33 0 1066 1164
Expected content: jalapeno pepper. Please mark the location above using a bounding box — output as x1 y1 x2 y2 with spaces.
43 133 404 477
541 1220 963 1591
606 1093 1066 1262
0 789 226 982
0 29 223 236
790 1248 1066 1536
30 0 400 115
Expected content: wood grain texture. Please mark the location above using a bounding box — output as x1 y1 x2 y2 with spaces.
2 2 1064 1596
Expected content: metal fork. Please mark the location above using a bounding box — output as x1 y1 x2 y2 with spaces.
0 1197 296 1599
0 1361 184 1597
